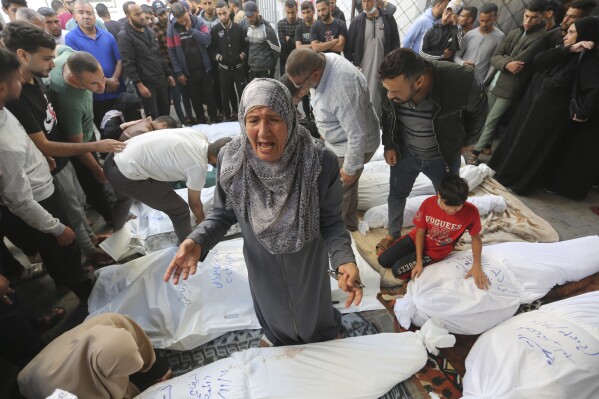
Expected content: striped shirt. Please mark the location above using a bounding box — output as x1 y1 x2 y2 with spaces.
397 98 441 160
311 53 380 175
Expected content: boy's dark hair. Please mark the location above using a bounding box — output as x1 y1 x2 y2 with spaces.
377 48 426 82
570 0 597 17
0 47 21 82
1 0 27 10
154 115 177 128
208 137 233 159
439 175 469 206
525 0 546 13
301 0 314 11
479 2 498 15
3 21 56 54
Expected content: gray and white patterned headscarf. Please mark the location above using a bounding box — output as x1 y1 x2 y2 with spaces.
219 78 326 255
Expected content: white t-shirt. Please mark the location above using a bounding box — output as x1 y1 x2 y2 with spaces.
114 128 209 191
55 30 69 45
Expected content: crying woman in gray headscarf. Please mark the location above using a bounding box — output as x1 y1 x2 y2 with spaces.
164 78 363 346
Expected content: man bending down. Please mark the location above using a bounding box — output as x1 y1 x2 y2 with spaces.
104 130 231 242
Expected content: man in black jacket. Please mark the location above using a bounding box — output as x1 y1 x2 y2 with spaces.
117 1 174 119
345 0 399 117
211 1 247 121
375 48 487 255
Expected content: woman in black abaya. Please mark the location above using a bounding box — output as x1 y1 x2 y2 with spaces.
545 18 599 200
487 17 599 195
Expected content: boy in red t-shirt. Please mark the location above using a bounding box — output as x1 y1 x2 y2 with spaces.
378 175 489 290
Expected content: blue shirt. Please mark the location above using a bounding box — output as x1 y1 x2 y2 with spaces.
65 26 124 101
402 8 437 53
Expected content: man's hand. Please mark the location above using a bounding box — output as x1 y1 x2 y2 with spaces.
443 48 454 59
137 83 152 98
570 40 595 53
105 77 120 92
572 114 588 122
177 74 188 86
505 61 525 75
465 265 490 290
337 263 363 308
164 239 202 285
0 275 15 305
167 76 176 87
411 261 424 280
45 155 57 171
463 61 475 67
339 168 357 186
384 149 397 166
56 226 76 246
92 166 108 184
95 139 126 153
185 18 192 31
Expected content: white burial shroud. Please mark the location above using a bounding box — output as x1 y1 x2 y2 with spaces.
462 290 599 399
394 236 599 335
135 319 455 399
89 238 384 350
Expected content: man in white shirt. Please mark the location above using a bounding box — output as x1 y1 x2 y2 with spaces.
454 3 504 83
104 130 231 242
38 7 70 45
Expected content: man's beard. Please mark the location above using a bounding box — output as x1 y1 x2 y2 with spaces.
130 19 145 29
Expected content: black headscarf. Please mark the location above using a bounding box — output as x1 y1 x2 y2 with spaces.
574 17 599 43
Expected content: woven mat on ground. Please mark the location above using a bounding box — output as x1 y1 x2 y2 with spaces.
354 177 560 289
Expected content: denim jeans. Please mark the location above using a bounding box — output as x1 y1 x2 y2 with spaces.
387 145 460 238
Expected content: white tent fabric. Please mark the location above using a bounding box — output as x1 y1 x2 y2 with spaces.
462 291 599 399
357 162 494 211
90 238 384 350
361 194 507 232
394 236 599 335
135 319 455 399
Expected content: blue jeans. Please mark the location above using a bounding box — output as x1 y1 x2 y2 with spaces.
387 145 460 238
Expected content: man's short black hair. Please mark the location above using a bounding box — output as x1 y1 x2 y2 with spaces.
301 0 314 11
67 51 101 77
154 115 177 128
51 0 63 11
525 0 546 13
377 48 427 82
208 137 233 160
479 2 498 15
38 6 57 17
141 4 152 14
215 0 227 8
570 0 597 17
3 21 56 54
1 0 27 10
284 0 297 8
229 0 240 7
123 0 136 15
0 47 21 83
315 0 329 6
462 6 477 19
279 74 300 98
96 3 110 17
170 2 186 18
439 175 469 206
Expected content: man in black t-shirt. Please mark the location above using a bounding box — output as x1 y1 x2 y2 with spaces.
3 22 122 267
310 0 346 54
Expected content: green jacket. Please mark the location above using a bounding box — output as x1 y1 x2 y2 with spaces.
381 60 488 167
488 23 549 99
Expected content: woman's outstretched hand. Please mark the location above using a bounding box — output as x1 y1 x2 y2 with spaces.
163 239 202 285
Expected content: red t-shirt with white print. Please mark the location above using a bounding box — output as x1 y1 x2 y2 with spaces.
408 196 481 261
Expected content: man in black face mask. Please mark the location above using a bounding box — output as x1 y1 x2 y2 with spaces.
374 48 487 256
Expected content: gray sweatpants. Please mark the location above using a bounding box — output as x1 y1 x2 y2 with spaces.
103 154 192 243
53 161 97 256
